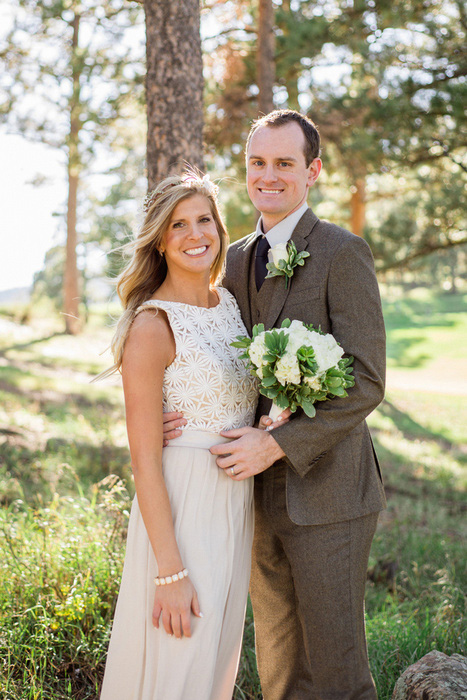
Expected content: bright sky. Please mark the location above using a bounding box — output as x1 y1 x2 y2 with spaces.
0 133 66 292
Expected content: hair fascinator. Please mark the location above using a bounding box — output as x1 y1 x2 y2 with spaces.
143 171 218 213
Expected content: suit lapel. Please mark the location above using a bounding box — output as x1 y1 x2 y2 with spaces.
264 209 319 330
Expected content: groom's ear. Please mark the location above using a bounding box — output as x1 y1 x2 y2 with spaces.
307 158 322 187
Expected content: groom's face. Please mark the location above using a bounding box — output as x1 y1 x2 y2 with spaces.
246 122 321 232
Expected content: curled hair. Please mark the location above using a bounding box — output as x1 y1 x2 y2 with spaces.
246 109 321 166
98 169 229 379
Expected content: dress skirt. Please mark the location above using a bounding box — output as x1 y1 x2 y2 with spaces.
100 431 254 700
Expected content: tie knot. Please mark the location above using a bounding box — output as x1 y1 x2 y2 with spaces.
256 236 270 258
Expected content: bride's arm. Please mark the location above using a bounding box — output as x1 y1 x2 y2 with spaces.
122 310 202 638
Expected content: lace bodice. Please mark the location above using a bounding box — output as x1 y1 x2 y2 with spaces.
135 287 258 432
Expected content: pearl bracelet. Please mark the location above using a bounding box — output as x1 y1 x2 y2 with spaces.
154 568 189 586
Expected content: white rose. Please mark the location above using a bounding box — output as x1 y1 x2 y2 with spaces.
270 242 289 267
275 352 301 386
308 331 344 373
256 367 264 379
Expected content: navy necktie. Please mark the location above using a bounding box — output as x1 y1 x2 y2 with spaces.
255 236 271 291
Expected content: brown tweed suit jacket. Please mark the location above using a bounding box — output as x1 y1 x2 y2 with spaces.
223 208 387 526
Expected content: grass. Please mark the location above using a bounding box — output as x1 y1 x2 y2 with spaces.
366 390 466 697
382 287 467 383
0 287 466 699
0 483 129 699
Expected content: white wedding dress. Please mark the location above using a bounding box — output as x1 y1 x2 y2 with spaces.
100 287 258 700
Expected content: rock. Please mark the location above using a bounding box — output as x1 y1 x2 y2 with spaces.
392 650 467 699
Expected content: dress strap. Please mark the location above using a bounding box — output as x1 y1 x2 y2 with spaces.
134 300 166 316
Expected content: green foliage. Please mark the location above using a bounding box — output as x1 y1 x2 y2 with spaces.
0 483 128 699
1 0 145 154
0 0 146 313
203 0 467 273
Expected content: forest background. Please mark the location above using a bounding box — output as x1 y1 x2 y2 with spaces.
0 1 466 698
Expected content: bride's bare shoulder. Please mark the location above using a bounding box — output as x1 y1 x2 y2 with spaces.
123 307 174 370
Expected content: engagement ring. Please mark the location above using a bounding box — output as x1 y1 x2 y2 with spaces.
229 467 236 476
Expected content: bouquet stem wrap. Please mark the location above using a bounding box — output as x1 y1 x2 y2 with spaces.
269 402 284 422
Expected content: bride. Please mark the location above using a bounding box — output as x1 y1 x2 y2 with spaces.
100 171 267 699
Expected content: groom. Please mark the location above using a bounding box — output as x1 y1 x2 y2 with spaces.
215 110 385 700
167 110 386 699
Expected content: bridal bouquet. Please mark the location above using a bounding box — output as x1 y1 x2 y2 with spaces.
231 319 355 419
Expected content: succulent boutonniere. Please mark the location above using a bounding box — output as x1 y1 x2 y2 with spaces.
265 241 310 288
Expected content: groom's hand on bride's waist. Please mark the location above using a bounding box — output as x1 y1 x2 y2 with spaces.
161 411 187 447
210 427 286 481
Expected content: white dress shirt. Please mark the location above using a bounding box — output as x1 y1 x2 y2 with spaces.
255 201 309 262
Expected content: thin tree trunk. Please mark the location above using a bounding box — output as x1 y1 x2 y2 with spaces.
257 0 275 115
350 177 366 237
63 14 81 335
280 0 299 109
144 0 204 188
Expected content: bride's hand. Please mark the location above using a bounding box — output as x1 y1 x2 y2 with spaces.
161 411 187 447
152 577 202 638
258 408 292 431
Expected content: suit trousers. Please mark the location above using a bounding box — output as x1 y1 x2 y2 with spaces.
250 465 378 700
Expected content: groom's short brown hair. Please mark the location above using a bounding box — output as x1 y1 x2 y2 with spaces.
246 110 321 167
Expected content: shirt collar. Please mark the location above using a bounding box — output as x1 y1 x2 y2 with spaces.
255 201 309 247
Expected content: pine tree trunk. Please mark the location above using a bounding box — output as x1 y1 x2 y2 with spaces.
350 177 366 237
257 0 275 115
281 0 299 109
144 0 204 188
63 14 81 335
64 170 80 334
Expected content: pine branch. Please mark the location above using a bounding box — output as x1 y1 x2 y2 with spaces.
376 237 467 273
203 26 256 41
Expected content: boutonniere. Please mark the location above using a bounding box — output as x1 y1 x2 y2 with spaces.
266 241 310 288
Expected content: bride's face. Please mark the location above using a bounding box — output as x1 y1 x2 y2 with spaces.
161 194 220 278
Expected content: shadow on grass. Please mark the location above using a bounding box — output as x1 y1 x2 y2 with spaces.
1 435 132 505
370 429 466 516
382 291 466 331
0 331 66 356
385 336 431 368
378 398 457 450
0 368 117 413
369 396 466 517
382 291 466 368
20 351 106 377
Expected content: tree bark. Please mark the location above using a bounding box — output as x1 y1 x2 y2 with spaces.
350 177 366 238
63 14 81 335
144 0 204 188
257 0 275 115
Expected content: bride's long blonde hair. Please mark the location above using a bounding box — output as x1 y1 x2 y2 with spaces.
100 171 229 379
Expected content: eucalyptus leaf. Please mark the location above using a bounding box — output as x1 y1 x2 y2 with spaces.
301 401 316 418
329 386 346 397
